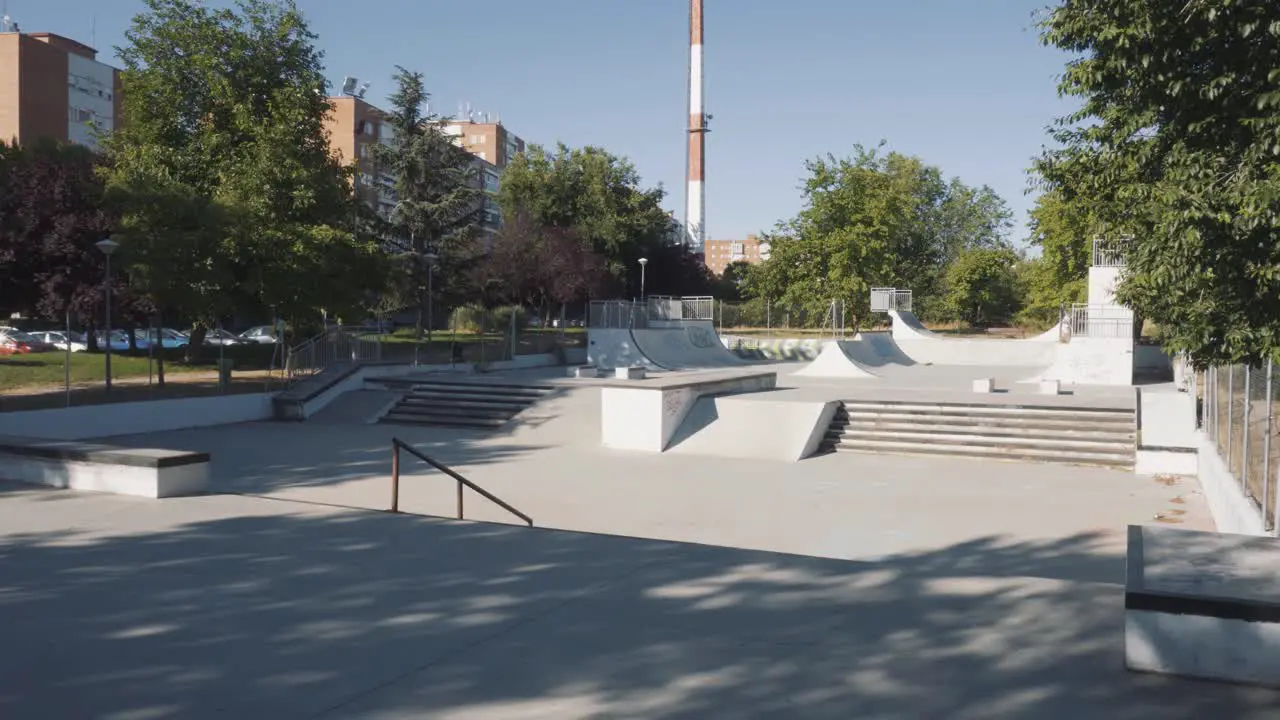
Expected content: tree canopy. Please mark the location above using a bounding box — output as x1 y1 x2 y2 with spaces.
1037 0 1280 364
744 144 1013 327
103 0 382 344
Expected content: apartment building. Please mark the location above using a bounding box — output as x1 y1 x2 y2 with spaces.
0 30 121 151
323 96 505 234
704 234 765 275
442 117 525 169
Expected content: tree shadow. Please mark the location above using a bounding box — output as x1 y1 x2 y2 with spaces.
0 497 1275 719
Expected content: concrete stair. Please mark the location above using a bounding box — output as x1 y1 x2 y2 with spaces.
377 380 555 429
828 400 1136 469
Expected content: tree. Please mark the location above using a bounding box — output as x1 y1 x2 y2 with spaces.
742 144 1012 328
1018 190 1093 326
0 139 153 347
1037 0 1280 365
942 247 1023 326
476 210 607 320
496 143 674 288
718 261 752 301
372 66 483 338
102 0 381 353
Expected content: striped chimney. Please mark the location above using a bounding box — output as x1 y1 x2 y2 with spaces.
685 0 706 251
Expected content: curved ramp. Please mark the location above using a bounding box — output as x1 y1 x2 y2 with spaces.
587 329 662 370
889 310 940 340
631 325 748 370
794 341 880 379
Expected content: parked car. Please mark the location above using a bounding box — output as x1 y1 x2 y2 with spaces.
238 326 279 344
95 330 133 351
133 328 190 349
0 327 57 354
30 330 88 352
204 329 245 346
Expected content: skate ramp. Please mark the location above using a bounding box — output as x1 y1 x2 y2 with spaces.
889 310 940 340
794 341 881 378
630 325 749 370
587 329 662 370
1026 337 1134 386
894 336 1058 366
848 332 918 367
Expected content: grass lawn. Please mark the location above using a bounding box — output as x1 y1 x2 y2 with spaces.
0 352 207 392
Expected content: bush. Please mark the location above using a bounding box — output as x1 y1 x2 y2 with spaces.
448 304 529 334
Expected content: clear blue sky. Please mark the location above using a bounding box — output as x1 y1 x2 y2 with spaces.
11 0 1076 244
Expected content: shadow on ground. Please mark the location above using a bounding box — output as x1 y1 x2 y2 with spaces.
0 487 1275 719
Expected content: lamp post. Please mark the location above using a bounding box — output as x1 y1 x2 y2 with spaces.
95 238 119 393
423 251 439 345
639 257 648 301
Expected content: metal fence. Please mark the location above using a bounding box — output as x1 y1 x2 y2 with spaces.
1092 236 1127 267
285 326 383 382
1066 304 1135 339
588 300 648 329
681 296 714 320
1202 362 1280 532
870 288 913 312
589 296 714 329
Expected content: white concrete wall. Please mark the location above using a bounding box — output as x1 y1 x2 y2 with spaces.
0 452 209 499
599 373 777 453
1126 610 1280 688
1139 388 1197 449
1197 433 1267 535
1037 336 1134 385
0 393 274 440
1088 266 1122 306
1136 344 1173 372
893 338 1059 366
668 398 838 462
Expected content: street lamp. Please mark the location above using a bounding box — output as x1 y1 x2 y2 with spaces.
638 257 648 301
95 238 120 393
423 251 439 344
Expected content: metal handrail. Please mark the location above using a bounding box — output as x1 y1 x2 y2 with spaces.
390 437 533 526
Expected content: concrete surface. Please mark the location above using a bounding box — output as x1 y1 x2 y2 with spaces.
667 396 837 461
4 372 1278 717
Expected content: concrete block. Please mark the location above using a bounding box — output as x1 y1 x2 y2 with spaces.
615 366 646 380
571 365 600 379
1125 525 1280 687
0 439 211 499
600 370 777 452
971 378 994 393
1038 379 1061 395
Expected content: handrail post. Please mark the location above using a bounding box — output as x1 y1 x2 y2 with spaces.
457 480 464 520
391 441 400 513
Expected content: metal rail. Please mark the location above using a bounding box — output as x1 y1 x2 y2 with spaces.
389 437 533 526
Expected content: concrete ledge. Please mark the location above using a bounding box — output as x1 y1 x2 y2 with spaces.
570 365 600 378
972 378 994 393
0 435 210 498
601 370 778 452
1125 525 1280 687
615 366 646 380
1135 446 1198 476
1038 379 1061 395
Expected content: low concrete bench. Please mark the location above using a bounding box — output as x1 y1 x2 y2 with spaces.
1126 524 1280 688
0 435 209 499
598 369 777 452
570 365 601 379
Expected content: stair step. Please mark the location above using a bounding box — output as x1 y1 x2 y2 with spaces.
844 407 1136 422
840 422 1134 442
381 413 507 428
842 402 1132 421
834 439 1133 468
398 396 532 411
390 404 519 419
840 429 1134 452
402 382 552 397
841 411 1132 429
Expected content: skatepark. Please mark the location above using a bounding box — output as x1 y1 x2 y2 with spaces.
2 261 1279 716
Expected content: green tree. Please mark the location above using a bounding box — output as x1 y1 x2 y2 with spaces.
1037 0 1280 365
496 143 673 288
102 0 381 353
942 247 1023 326
1018 190 1094 326
743 144 1011 328
372 66 484 337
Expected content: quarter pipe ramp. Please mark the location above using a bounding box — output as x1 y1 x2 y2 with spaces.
793 341 880 379
588 325 749 371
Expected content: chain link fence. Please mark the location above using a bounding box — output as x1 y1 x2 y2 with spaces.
1202 362 1280 532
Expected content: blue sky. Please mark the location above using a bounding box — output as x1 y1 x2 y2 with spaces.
11 0 1076 243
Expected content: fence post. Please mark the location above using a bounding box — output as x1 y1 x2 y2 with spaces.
1227 365 1235 471
1264 359 1273 532
1243 367 1252 487
457 479 464 520
390 442 400 513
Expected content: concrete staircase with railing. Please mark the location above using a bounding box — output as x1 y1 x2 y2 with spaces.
826 399 1136 469
375 379 555 429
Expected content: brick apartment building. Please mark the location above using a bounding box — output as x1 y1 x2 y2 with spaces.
0 30 121 151
323 98 527 235
704 234 765 275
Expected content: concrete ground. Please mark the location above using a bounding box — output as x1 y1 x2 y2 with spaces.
3 371 1278 718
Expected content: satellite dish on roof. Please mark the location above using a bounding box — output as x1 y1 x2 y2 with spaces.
356 82 370 98
340 76 358 96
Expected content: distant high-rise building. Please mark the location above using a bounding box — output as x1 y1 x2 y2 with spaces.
441 118 525 169
0 31 121 151
704 234 764 276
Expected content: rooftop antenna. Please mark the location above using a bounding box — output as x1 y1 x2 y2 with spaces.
90 14 96 49
356 82 370 99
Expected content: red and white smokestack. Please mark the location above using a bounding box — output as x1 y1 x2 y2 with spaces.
686 0 706 251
